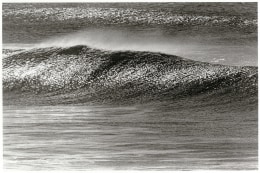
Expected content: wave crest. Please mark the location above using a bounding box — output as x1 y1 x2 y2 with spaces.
3 45 257 104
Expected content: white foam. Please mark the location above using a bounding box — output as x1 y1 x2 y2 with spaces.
3 28 257 66
36 28 197 56
3 44 36 50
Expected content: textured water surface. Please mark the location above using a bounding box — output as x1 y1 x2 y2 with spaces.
3 97 258 170
2 3 257 66
2 2 258 171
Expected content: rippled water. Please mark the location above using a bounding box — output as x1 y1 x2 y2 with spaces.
2 2 258 171
2 3 258 66
3 99 258 170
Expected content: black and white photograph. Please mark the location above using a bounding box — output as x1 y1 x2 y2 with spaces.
2 0 258 171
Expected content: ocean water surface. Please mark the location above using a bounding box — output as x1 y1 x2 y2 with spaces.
3 94 258 170
2 2 258 171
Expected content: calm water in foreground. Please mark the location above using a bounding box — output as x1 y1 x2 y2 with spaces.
3 101 258 170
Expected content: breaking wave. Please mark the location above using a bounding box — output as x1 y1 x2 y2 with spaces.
3 45 258 105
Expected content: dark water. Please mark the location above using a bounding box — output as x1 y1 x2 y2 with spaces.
3 95 258 170
2 2 258 171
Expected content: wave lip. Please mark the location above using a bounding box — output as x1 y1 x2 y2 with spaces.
3 45 258 104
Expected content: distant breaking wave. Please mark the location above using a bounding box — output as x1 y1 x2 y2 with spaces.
3 45 258 104
3 6 257 28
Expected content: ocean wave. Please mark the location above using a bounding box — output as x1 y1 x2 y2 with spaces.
3 5 256 28
3 45 257 104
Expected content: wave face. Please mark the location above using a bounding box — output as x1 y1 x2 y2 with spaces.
3 45 258 105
